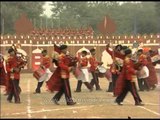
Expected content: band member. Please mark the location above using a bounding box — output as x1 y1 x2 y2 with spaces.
75 50 93 92
0 54 7 86
137 65 150 91
34 50 52 94
105 44 125 93
89 48 103 91
52 45 76 105
115 49 144 106
146 50 158 90
137 49 148 66
136 49 149 91
46 44 62 93
0 54 10 95
6 48 22 103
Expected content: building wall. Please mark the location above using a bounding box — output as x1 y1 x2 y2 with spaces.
1 34 160 72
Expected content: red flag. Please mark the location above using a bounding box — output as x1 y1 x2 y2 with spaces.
97 16 116 35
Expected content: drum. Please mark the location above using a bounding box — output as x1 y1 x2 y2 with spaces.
97 66 107 78
33 67 45 80
73 67 81 78
151 55 160 66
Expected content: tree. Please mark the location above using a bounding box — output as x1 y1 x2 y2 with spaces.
1 1 159 35
0 2 44 34
155 2 160 32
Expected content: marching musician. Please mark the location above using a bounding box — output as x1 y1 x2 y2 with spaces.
115 48 144 106
89 48 103 91
146 50 158 90
136 49 149 91
105 44 125 93
0 54 7 91
137 65 150 91
75 50 93 92
52 45 76 105
137 49 148 66
34 50 52 94
6 47 22 103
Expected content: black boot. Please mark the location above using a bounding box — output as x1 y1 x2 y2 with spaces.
84 82 93 92
34 82 44 94
107 82 113 92
74 80 82 92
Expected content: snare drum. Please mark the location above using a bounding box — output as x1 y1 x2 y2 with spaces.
33 67 45 80
97 66 107 78
151 55 160 65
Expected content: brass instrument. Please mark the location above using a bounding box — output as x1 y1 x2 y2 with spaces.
109 43 122 73
11 44 28 69
53 44 78 67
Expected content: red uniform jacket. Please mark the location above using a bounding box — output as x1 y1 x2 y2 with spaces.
124 57 136 81
114 56 137 96
42 56 51 68
89 56 100 72
58 53 70 79
6 56 20 80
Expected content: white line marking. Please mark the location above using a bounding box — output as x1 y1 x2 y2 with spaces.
1 112 27 116
125 99 160 116
27 79 31 118
145 103 160 106
2 87 159 117
29 105 95 114
107 93 160 116
138 106 160 116
2 105 95 116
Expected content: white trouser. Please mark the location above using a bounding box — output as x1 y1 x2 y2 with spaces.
38 68 52 82
77 68 92 82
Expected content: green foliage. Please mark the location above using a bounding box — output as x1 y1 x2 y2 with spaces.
0 2 44 34
50 2 159 35
1 2 159 35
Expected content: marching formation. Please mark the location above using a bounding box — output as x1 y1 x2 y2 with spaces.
0 42 160 106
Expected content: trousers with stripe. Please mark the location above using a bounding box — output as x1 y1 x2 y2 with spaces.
90 72 101 90
116 80 142 104
7 79 21 102
53 78 74 104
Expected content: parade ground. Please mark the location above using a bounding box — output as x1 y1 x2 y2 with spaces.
1 2 160 119
0 73 160 119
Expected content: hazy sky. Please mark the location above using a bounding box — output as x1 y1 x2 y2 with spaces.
42 2 53 17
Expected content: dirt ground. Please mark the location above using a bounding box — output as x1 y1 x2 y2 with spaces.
0 73 160 118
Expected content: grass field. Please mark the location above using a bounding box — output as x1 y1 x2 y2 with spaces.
0 73 160 118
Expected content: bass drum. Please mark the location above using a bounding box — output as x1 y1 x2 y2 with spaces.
97 66 107 78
